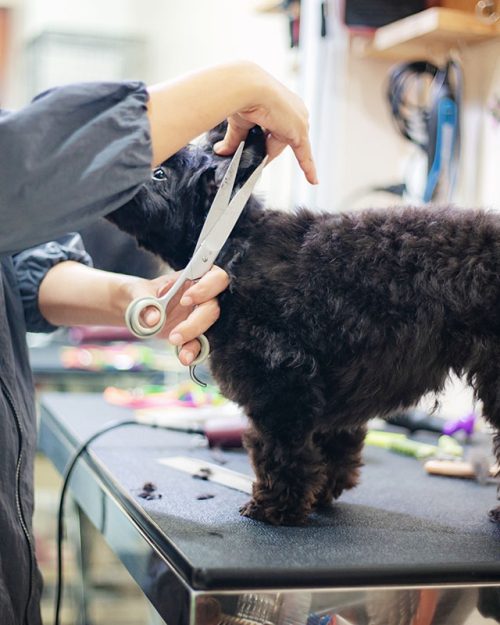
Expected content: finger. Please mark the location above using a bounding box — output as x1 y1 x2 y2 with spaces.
142 306 161 327
178 339 201 366
265 134 288 162
180 266 229 306
168 300 220 345
291 138 318 185
155 274 180 298
213 119 254 156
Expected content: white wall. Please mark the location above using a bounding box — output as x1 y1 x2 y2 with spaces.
128 0 297 209
462 38 500 208
4 1 498 210
296 0 413 212
21 0 139 39
4 0 297 208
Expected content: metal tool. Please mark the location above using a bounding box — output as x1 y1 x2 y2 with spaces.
125 142 268 372
158 456 254 494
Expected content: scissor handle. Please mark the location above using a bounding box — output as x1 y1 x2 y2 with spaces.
125 297 211 366
125 296 166 338
175 333 210 367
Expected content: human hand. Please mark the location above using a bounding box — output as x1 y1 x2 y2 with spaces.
212 64 318 185
128 266 229 365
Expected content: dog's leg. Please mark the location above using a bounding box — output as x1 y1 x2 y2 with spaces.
470 355 500 522
240 422 327 526
314 427 366 508
489 431 500 523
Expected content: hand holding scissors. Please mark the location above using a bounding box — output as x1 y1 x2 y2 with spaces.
124 142 268 376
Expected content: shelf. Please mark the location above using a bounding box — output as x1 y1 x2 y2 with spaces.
359 7 500 60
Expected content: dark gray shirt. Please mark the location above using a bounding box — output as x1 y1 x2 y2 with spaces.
0 81 152 255
0 80 152 625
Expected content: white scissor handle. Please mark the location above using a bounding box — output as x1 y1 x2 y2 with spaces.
125 295 211 366
175 333 210 367
125 296 166 338
124 255 202 339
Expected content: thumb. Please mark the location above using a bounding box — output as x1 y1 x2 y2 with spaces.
142 306 161 327
213 119 254 156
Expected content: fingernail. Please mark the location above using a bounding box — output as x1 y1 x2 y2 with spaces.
213 141 225 154
180 295 193 306
184 352 194 365
169 332 183 345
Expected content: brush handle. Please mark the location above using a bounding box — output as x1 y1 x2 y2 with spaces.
424 460 477 478
424 459 499 479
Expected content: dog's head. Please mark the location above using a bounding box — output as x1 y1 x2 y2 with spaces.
109 123 266 270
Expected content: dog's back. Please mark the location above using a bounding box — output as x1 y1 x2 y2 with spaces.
212 205 500 426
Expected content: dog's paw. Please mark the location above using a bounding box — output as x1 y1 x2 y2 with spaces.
315 492 335 509
329 467 362 500
239 499 265 521
239 499 308 526
331 481 349 500
315 481 348 505
488 506 500 523
239 499 282 524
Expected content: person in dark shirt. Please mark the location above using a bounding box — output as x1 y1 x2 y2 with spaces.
0 61 316 624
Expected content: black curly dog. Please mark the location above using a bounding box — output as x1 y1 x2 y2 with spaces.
107 124 500 526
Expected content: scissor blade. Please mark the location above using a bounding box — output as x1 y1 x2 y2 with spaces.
158 153 266 303
199 155 268 257
195 142 244 252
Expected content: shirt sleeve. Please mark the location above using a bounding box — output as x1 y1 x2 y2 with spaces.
0 81 152 256
12 233 93 333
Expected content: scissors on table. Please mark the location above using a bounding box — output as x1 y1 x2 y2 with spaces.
124 142 268 384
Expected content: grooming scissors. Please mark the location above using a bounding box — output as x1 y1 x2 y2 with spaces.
124 142 268 379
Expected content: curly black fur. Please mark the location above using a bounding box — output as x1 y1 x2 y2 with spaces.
107 124 500 526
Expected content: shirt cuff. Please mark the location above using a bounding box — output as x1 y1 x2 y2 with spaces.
12 233 93 333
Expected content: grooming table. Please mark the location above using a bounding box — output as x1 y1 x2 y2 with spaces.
39 392 500 625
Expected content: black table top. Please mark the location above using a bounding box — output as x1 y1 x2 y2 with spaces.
40 392 500 591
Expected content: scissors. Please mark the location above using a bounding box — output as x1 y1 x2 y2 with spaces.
124 142 268 380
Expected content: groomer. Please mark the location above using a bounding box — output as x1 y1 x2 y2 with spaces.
0 61 316 625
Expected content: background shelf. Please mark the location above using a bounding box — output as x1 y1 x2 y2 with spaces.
359 7 500 60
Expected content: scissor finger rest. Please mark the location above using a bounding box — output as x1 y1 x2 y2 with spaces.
175 333 210 367
125 296 166 338
125 297 211 367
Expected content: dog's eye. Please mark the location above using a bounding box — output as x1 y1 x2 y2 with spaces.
152 168 166 181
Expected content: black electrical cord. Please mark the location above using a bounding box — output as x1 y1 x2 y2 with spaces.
54 419 145 625
53 415 207 625
385 58 463 203
387 60 441 152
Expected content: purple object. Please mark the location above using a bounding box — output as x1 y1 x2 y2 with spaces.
443 412 476 436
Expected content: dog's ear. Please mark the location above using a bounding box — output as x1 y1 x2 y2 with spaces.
205 123 267 168
203 123 267 189
205 122 228 147
199 167 218 204
192 166 219 222
237 126 267 183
